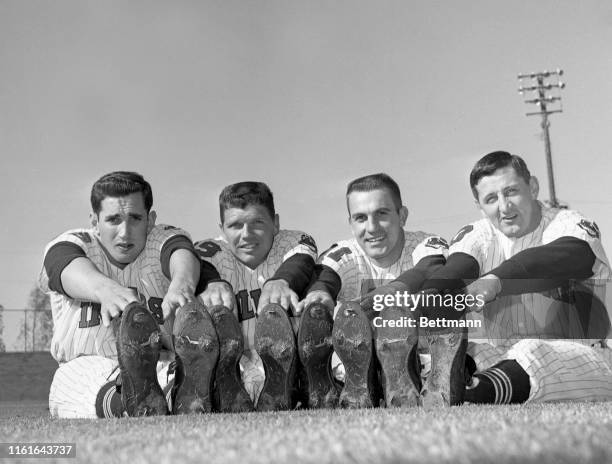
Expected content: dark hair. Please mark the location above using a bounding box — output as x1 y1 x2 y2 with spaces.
346 173 403 211
219 181 275 223
90 171 153 214
470 151 532 198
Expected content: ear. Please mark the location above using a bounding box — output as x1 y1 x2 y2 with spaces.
147 210 157 233
399 206 409 226
90 212 99 233
529 176 539 198
273 214 280 235
219 221 230 242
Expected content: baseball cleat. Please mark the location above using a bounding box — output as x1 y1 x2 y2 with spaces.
116 302 168 416
332 301 377 408
420 322 467 408
209 305 254 413
297 302 339 408
172 301 219 414
255 303 297 411
374 305 420 407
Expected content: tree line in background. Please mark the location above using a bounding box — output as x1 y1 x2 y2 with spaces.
0 284 53 352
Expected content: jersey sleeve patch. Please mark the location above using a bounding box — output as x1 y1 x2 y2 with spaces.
195 240 222 258
578 220 600 239
424 236 449 250
299 234 317 253
324 246 352 263
318 243 338 261
450 225 474 246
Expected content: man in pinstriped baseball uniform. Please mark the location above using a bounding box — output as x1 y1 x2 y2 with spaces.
40 171 228 418
194 181 318 409
298 173 449 408
416 151 612 405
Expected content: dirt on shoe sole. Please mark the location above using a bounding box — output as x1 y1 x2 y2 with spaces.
332 302 376 409
374 306 420 408
209 305 254 413
420 326 468 409
173 301 219 415
298 302 339 409
255 304 297 411
116 302 168 417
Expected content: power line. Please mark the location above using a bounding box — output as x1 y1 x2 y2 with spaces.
518 68 566 208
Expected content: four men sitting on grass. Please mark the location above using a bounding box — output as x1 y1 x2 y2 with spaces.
40 151 612 417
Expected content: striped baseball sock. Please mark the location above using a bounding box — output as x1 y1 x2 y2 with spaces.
95 380 124 418
464 360 529 404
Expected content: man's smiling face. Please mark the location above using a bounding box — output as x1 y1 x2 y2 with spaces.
347 188 407 267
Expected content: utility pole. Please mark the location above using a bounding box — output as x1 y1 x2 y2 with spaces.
517 69 565 208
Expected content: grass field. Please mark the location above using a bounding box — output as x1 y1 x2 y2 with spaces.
2 401 612 464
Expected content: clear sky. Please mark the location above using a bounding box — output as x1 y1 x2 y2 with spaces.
1 1 611 348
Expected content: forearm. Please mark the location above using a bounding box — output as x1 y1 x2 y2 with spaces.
491 237 596 295
60 257 124 301
493 237 594 280
168 248 200 294
269 254 315 297
393 254 447 292
194 260 224 294
421 252 480 291
308 264 341 302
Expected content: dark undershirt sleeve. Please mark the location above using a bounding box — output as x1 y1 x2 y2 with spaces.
194 260 225 295
160 235 198 279
393 254 447 293
308 264 342 302
421 252 481 292
490 237 596 295
268 254 316 299
44 242 87 295
415 252 480 321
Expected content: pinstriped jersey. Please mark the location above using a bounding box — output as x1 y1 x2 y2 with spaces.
319 231 449 301
194 229 317 353
39 224 190 363
449 204 611 341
